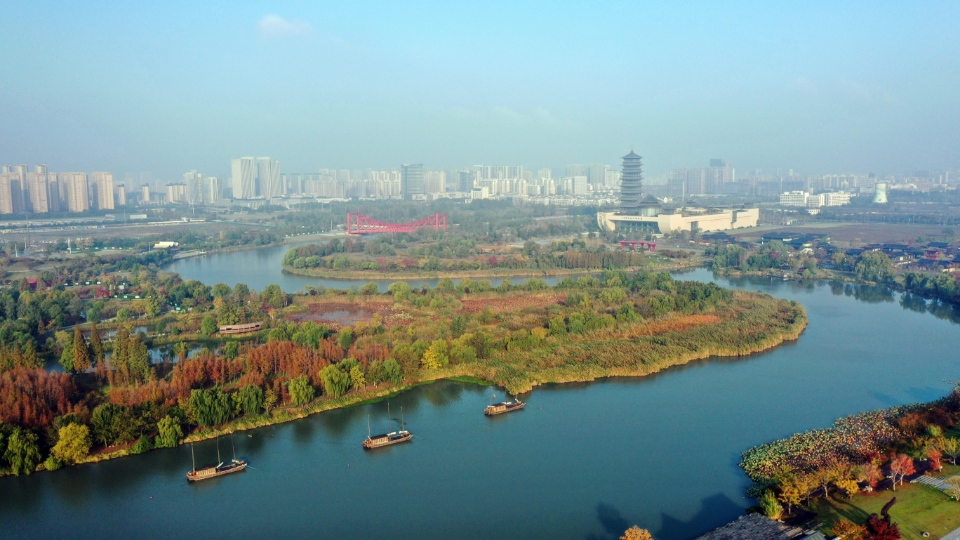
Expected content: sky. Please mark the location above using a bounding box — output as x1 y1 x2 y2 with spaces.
1 1 959 180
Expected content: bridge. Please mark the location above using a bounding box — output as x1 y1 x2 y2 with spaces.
619 240 657 252
346 212 448 235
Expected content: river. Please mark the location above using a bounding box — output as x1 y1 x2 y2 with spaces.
2 252 960 539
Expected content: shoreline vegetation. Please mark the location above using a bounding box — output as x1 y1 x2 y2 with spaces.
0 270 805 477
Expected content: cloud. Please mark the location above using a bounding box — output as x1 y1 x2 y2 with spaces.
257 14 311 39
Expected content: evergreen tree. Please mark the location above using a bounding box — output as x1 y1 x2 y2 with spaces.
72 326 91 373
89 323 104 365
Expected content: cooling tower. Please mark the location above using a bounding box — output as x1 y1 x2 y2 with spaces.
872 182 888 204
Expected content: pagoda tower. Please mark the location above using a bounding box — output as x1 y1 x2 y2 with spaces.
619 150 643 215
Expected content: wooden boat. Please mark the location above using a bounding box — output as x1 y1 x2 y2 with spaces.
187 437 247 482
485 391 525 416
363 405 412 449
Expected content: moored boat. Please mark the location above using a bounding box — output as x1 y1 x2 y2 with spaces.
187 437 247 482
363 404 413 449
484 398 525 416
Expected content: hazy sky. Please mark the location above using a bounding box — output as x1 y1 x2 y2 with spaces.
2 1 958 179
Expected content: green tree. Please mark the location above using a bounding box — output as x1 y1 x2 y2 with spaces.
223 341 239 359
349 365 366 389
855 251 894 282
211 283 231 298
451 314 468 337
154 416 182 448
187 389 235 427
382 358 403 384
388 281 412 302
759 490 783 519
338 328 354 350
51 423 91 463
91 403 125 446
288 376 315 405
88 323 104 365
320 364 350 398
4 428 41 475
200 316 217 337
420 340 449 370
73 325 91 373
236 385 265 416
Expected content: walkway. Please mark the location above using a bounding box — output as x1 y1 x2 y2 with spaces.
942 526 960 540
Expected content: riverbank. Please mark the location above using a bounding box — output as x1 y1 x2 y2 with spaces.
280 258 701 281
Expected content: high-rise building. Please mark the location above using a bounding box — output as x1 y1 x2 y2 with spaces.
401 163 425 198
47 174 61 212
91 172 115 210
114 184 127 206
167 183 187 203
205 177 220 203
458 170 476 192
35 164 48 174
26 172 50 213
0 173 20 214
425 170 446 194
62 172 90 212
183 170 204 203
232 157 256 199
141 184 151 204
619 151 644 214
257 157 281 198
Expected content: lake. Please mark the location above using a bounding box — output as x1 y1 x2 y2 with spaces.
3 257 960 539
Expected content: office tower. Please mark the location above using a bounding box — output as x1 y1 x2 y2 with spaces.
458 170 475 192
257 157 281 198
401 163 425 198
62 172 90 212
183 170 203 204
26 172 50 213
619 151 643 215
90 172 115 210
231 157 256 199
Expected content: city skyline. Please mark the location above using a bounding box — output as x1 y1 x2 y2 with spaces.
2 2 959 179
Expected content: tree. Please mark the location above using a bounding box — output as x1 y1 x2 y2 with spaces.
939 437 960 465
888 454 915 490
927 447 943 472
382 358 403 384
865 514 900 540
72 325 91 373
860 461 884 488
200 316 217 337
338 328 353 350
759 490 783 519
421 340 449 370
349 365 365 390
51 423 91 463
91 403 125 446
88 323 104 365
288 376 315 406
187 389 234 427
4 427 41 475
944 476 960 502
451 314 468 337
236 385 264 416
155 416 182 448
320 365 350 398
620 526 654 540
211 283 231 298
831 520 866 540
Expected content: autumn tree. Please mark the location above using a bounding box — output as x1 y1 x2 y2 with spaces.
51 423 91 463
759 490 783 519
860 461 884 489
73 326 91 373
620 526 654 540
349 365 365 390
865 514 900 540
888 454 915 490
4 427 41 475
944 476 960 502
831 520 866 540
927 447 943 472
939 437 960 465
420 340 449 370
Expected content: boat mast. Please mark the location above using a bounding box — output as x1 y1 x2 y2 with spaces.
367 414 371 439
216 436 221 465
231 437 236 462
400 406 405 431
191 443 196 472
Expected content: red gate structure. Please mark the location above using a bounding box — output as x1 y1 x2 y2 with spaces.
346 212 448 235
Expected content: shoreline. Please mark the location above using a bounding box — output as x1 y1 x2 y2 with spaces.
42 304 806 474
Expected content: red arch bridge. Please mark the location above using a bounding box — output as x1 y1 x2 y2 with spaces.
346 212 448 235
619 240 657 251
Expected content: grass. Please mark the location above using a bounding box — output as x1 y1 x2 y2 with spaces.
813 464 960 539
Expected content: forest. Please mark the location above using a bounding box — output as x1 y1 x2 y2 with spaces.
0 268 805 476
